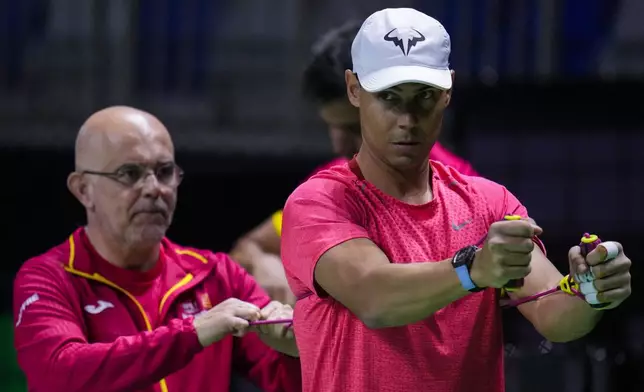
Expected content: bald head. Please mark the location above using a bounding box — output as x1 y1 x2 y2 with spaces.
68 106 180 262
75 106 174 171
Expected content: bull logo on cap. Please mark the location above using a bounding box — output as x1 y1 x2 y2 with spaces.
383 28 426 56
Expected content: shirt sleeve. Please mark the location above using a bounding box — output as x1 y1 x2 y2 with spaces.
13 260 204 392
221 256 302 392
452 159 479 177
281 178 369 296
472 177 546 255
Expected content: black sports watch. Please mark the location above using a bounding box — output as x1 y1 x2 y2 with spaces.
451 245 484 293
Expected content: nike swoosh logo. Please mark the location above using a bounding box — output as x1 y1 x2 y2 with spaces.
84 300 114 315
452 219 473 231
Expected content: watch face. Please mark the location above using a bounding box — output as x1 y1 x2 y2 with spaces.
454 248 467 266
455 246 475 267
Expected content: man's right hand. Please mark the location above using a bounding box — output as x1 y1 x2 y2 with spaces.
192 298 261 347
470 219 543 288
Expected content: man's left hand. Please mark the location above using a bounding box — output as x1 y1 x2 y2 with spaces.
568 241 632 309
254 301 298 357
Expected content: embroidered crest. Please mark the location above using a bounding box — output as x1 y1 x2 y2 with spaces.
199 292 212 310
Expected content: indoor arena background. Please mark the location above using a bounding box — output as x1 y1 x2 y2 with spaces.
1 0 643 391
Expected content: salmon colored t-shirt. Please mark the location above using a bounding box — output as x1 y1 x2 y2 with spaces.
281 159 536 392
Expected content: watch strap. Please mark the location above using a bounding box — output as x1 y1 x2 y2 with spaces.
454 264 477 291
452 245 484 293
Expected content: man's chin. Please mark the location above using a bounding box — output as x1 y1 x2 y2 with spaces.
129 225 169 245
387 153 428 169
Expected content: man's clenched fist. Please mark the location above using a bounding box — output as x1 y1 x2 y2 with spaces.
193 298 261 347
568 241 631 309
470 219 543 289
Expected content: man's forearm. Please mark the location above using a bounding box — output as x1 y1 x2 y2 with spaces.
259 335 299 358
230 239 263 273
230 218 282 274
358 259 470 328
21 318 202 392
528 293 602 343
511 247 603 343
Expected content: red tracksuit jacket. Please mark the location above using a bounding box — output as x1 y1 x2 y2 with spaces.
13 228 301 392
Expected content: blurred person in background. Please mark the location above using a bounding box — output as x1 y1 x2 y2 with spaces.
281 8 633 392
13 106 301 392
230 19 478 305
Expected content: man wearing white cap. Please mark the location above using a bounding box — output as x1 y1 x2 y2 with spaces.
280 8 632 392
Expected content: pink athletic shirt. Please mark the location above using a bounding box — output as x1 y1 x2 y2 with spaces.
281 158 536 392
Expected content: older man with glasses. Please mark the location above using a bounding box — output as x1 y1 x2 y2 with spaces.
12 106 301 392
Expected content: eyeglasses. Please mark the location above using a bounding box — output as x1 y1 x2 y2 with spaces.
81 162 184 188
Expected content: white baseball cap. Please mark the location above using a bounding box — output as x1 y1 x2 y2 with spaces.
351 8 452 92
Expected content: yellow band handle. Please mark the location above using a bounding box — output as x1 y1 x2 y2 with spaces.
559 275 579 296
580 234 599 244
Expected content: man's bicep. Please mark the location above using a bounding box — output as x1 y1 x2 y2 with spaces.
314 238 390 307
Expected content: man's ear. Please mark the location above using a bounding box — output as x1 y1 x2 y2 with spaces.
345 70 361 108
67 172 93 209
444 70 455 107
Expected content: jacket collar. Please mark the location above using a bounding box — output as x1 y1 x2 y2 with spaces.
66 227 213 276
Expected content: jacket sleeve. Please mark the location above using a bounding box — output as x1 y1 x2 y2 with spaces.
13 260 204 392
233 332 302 392
219 254 302 392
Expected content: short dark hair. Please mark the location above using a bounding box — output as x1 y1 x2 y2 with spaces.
301 20 362 104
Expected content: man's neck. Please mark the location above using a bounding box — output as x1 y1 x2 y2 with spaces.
85 225 160 271
356 147 433 205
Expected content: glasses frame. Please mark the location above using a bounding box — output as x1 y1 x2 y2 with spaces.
81 163 184 188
